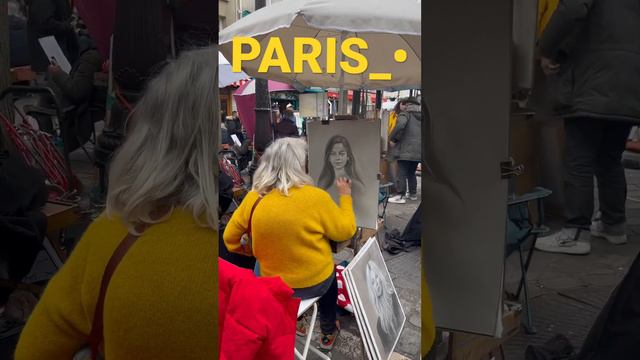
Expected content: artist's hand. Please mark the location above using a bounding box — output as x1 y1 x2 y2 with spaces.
47 64 62 75
336 178 352 196
540 57 560 76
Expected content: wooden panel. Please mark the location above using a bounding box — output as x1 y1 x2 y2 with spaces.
450 305 521 360
510 117 540 196
43 201 80 262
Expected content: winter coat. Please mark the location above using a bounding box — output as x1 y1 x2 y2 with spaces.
577 251 640 359
10 15 30 68
49 49 102 105
27 0 78 73
221 127 233 146
539 0 640 122
0 151 47 306
274 118 299 139
389 103 422 161
218 258 300 360
226 118 242 135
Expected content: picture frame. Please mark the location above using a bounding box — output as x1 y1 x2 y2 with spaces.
343 237 406 360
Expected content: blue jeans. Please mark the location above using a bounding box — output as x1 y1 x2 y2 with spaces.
254 261 261 276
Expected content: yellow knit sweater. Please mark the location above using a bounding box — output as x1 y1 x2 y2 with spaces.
538 0 559 38
388 111 398 135
15 209 217 360
224 185 356 289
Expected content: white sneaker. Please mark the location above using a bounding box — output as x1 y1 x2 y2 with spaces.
408 194 418 201
535 228 591 255
388 195 407 204
590 220 627 245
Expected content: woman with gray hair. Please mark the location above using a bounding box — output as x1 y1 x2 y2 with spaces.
224 137 357 350
15 48 218 359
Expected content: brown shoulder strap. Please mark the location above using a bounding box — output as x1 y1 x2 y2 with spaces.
89 231 143 359
246 195 263 238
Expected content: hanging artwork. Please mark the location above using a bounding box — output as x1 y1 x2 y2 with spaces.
307 119 381 229
343 237 406 360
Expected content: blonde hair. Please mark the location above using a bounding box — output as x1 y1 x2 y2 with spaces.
252 137 314 196
106 47 219 233
366 260 399 336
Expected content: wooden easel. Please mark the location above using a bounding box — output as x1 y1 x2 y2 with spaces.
446 332 507 360
445 302 522 360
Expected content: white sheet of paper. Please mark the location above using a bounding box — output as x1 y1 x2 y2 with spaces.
38 36 72 73
230 134 241 147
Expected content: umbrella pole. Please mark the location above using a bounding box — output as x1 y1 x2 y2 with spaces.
253 0 272 152
338 31 349 115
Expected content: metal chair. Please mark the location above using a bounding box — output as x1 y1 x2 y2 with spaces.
505 186 552 334
295 297 331 360
378 182 394 220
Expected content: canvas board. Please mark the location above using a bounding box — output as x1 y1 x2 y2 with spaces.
423 0 511 336
38 36 72 73
344 237 406 360
307 119 381 229
344 266 378 360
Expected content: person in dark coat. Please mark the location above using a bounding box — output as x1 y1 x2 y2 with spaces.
218 171 256 270
9 13 30 68
226 111 244 141
26 0 78 74
274 104 299 139
221 126 233 147
46 32 102 107
42 32 102 152
0 145 47 313
535 0 639 255
388 98 422 204
577 251 640 360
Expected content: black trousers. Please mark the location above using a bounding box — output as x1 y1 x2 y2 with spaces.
397 160 419 196
564 118 632 229
294 274 338 334
578 252 640 360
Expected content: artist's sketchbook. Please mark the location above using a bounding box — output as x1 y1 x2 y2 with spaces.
38 36 72 73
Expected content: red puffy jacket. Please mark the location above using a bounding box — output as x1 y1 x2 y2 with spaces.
218 259 300 360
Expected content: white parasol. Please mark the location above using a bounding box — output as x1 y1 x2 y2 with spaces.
218 0 421 90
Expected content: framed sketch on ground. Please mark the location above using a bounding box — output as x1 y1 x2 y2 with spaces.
344 237 406 360
344 263 378 359
307 119 381 229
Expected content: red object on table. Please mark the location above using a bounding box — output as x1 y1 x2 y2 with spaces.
10 67 36 83
626 141 640 153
